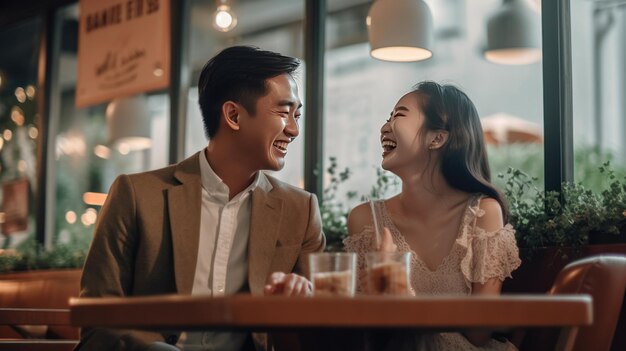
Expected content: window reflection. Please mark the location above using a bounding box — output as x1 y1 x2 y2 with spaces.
0 18 41 247
324 0 544 201
572 0 626 189
52 4 170 247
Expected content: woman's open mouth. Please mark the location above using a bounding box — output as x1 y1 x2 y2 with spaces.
382 140 397 156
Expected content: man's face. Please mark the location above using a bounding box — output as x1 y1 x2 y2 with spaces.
238 73 301 171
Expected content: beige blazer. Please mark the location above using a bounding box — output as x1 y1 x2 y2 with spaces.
76 152 325 351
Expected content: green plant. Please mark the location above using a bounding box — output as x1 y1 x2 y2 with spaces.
0 228 90 273
500 162 626 254
488 143 625 196
320 157 354 252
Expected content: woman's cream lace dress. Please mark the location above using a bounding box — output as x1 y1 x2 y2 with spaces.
343 195 522 350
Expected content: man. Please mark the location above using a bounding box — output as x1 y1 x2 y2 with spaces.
76 46 325 351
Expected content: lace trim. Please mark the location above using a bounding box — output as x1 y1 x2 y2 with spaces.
457 196 522 287
458 223 521 286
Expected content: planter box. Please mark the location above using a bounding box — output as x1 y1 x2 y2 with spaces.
502 244 626 351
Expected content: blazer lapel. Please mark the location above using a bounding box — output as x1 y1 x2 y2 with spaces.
248 186 283 294
168 152 202 295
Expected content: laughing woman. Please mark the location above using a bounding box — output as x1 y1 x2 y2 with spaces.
344 81 521 350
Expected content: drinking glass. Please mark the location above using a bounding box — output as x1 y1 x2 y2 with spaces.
309 252 357 296
365 252 411 295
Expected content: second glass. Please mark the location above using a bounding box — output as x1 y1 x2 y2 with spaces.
309 252 356 296
365 252 411 296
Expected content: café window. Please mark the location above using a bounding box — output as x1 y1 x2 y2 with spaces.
49 4 170 249
0 18 42 248
571 0 626 190
323 0 544 202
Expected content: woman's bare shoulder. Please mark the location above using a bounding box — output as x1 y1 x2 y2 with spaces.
476 196 504 230
347 202 374 235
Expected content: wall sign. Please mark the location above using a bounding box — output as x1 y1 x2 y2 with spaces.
76 0 170 107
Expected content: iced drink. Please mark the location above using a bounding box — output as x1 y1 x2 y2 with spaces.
367 261 409 295
365 252 411 296
312 270 354 296
309 252 357 297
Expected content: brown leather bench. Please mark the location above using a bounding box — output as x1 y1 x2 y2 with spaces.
0 269 80 349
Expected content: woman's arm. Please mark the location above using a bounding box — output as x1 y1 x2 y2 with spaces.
465 278 503 345
465 197 506 346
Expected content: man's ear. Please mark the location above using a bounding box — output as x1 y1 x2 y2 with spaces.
222 101 240 131
428 130 449 150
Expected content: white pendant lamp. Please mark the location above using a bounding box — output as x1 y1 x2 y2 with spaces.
367 0 434 62
485 0 542 65
106 94 152 154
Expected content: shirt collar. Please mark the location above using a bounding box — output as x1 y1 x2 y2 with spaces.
198 149 272 202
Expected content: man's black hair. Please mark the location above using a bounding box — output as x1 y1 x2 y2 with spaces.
197 46 300 139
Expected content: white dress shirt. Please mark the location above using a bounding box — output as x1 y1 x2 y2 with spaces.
180 150 272 351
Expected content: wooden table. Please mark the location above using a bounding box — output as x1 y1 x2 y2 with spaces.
70 294 592 350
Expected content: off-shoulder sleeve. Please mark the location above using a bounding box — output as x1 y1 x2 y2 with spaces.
343 226 375 293
458 223 522 286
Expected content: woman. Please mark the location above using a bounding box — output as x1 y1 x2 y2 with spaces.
344 81 521 350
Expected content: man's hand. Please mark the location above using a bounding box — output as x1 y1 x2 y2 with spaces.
264 272 313 296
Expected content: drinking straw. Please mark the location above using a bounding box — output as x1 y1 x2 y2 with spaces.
368 198 382 250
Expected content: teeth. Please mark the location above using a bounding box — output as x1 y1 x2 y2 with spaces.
382 140 397 149
273 141 288 151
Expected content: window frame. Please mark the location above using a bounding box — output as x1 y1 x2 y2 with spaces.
23 0 574 245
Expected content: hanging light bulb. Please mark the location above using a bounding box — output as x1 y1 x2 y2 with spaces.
213 0 237 32
484 0 541 65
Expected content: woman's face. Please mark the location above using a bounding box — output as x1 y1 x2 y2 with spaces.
380 92 432 173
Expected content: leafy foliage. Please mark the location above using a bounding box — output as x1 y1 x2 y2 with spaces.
0 232 89 273
500 162 626 253
319 157 355 252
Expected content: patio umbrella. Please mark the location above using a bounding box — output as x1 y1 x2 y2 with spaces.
481 113 543 145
